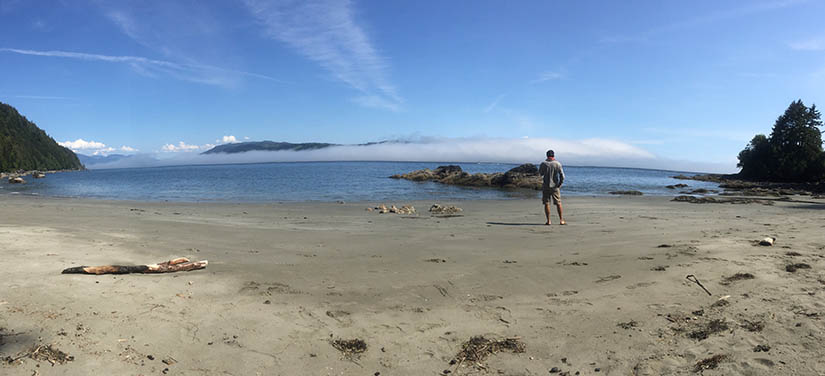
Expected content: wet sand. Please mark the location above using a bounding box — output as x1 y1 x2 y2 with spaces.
1 194 824 375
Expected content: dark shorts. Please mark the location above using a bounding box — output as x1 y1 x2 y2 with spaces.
542 188 561 204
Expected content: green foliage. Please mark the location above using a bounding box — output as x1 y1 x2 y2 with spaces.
737 134 771 180
737 100 824 182
0 101 83 172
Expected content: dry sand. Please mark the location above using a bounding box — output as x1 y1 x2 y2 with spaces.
1 194 824 375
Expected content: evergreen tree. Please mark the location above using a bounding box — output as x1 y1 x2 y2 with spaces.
737 134 771 180
737 100 824 182
768 100 823 181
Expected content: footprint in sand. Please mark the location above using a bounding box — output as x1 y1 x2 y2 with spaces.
595 275 621 283
626 282 657 290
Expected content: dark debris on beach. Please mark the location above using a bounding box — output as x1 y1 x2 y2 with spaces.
693 354 729 373
450 336 525 368
330 338 368 358
721 272 755 285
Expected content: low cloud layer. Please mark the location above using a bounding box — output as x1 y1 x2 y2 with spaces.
84 137 736 173
60 138 137 155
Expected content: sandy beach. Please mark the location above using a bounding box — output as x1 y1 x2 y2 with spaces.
1 194 824 375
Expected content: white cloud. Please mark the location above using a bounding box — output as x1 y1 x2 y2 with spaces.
601 0 808 45
243 0 402 110
161 141 202 152
789 37 825 51
532 71 564 83
92 147 116 155
220 135 237 143
59 138 107 150
13 95 71 100
352 95 401 111
59 138 138 155
484 94 507 113
0 48 278 88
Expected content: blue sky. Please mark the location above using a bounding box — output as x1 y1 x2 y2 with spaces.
1 0 824 172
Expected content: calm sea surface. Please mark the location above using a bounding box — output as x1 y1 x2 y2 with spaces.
0 162 719 202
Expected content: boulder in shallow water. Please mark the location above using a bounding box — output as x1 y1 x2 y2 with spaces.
391 163 542 190
434 165 463 175
507 163 538 175
609 190 643 195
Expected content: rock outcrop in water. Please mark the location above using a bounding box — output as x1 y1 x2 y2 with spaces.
390 164 542 190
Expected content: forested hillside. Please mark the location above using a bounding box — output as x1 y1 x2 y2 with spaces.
0 101 82 172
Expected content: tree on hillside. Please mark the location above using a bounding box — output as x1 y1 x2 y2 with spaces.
769 100 823 180
737 100 824 182
737 134 771 180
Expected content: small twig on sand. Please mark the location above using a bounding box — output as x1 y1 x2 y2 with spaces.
686 274 712 296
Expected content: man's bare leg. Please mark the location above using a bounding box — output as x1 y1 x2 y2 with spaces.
544 203 552 225
556 202 565 225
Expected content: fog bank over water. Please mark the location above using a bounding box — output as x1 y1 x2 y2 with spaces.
86 137 736 174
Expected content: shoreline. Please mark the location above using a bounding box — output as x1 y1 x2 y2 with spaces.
1 194 824 375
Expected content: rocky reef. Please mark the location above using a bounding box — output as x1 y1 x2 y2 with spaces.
674 174 825 196
390 164 542 190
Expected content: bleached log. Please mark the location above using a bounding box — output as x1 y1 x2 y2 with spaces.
62 257 207 275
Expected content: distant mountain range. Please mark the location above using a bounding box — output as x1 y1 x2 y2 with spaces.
0 102 83 172
201 140 400 154
76 154 129 166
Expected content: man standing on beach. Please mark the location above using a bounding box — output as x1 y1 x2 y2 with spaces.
539 150 565 225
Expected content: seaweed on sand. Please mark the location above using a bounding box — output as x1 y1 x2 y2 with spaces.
688 319 729 341
330 338 367 358
720 272 755 285
451 336 525 368
693 354 729 372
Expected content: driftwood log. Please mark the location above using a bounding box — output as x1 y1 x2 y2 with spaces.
62 257 208 275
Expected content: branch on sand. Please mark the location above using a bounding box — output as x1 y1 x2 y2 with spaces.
61 257 208 275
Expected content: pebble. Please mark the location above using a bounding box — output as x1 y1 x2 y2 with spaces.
550 367 560 373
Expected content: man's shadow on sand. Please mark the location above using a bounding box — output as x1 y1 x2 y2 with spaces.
486 222 545 226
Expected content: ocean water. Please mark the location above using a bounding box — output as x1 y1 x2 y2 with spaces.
0 162 719 202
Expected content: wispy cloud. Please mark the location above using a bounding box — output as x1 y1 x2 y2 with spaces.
243 0 402 110
643 127 754 142
13 95 71 100
0 48 279 87
532 71 564 84
105 10 142 43
788 36 825 51
484 94 507 113
601 0 809 44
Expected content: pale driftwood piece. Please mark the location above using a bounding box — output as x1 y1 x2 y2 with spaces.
62 257 208 275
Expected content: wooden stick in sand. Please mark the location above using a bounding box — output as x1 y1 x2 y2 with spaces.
61 257 208 275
